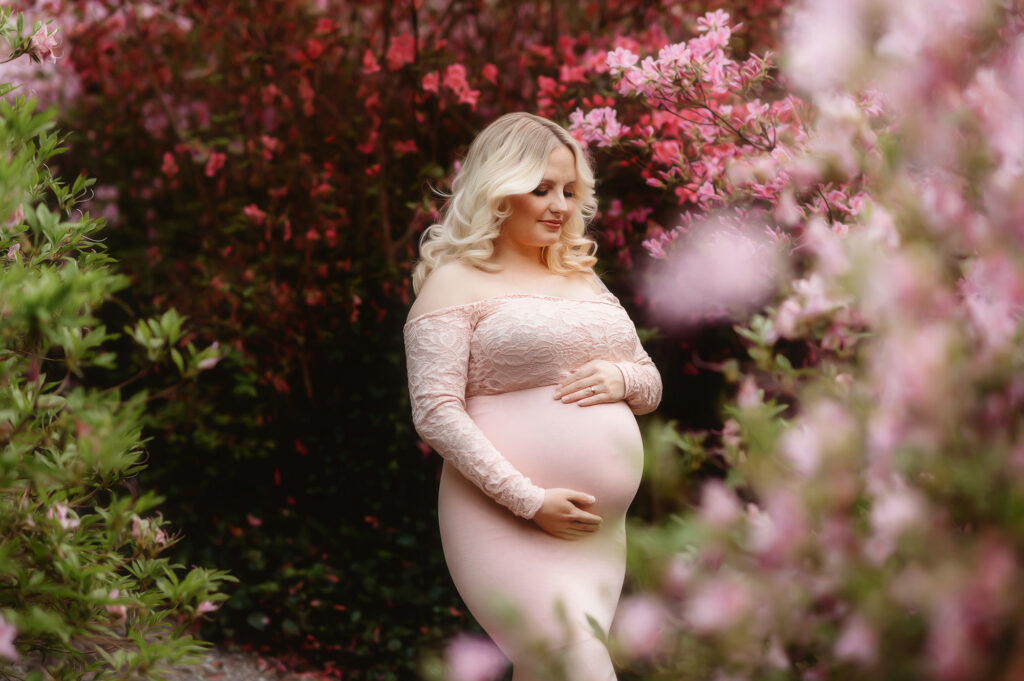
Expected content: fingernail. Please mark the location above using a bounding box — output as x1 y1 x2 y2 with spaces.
561 397 570 403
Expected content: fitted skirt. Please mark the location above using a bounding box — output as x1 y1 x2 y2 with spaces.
438 384 644 662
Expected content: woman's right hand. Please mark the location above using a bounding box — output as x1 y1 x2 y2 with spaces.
532 488 603 540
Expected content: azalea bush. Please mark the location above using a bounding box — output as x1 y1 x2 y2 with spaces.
0 9 231 680
561 1 1024 679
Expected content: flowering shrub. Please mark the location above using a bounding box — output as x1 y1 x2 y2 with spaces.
0 8 230 679
563 1 1024 679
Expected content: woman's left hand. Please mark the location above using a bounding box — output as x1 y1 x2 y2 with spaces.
554 360 626 406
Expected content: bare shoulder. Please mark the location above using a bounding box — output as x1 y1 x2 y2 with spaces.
570 268 609 296
407 261 487 321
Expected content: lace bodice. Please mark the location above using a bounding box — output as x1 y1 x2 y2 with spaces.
404 292 662 519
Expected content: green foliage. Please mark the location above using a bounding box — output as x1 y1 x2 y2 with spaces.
0 12 231 680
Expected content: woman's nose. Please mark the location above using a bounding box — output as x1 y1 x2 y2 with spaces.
550 193 568 212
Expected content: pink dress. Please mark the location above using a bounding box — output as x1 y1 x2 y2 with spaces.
404 288 662 680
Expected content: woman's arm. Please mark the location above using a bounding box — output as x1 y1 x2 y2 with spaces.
405 306 547 518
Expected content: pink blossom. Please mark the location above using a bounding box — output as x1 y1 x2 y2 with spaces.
869 484 925 557
204 152 226 178
834 614 878 664
685 573 753 633
606 47 639 71
651 139 680 166
481 63 498 84
696 10 732 34
106 589 127 623
385 33 416 71
29 25 60 64
442 64 468 92
131 514 168 548
959 255 1024 352
361 49 381 75
197 341 221 370
421 71 439 93
46 502 79 530
0 614 17 662
196 601 220 614
393 139 418 155
568 107 622 148
5 204 24 229
444 634 508 681
699 480 741 527
612 595 666 659
243 204 266 225
643 215 782 327
6 243 21 261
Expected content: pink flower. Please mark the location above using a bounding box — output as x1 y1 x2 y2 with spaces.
196 601 220 614
685 573 752 633
612 595 666 659
161 152 178 178
568 107 622 148
204 152 226 178
699 480 741 527
46 502 79 530
243 204 266 226
385 33 416 71
131 514 168 548
361 49 381 75
29 26 60 64
5 204 24 229
481 63 498 84
106 589 127 623
643 216 782 327
422 71 439 93
393 139 418 155
6 243 21 261
444 634 508 681
835 614 878 664
0 614 18 661
606 47 639 71
442 64 468 92
697 10 732 33
197 341 221 370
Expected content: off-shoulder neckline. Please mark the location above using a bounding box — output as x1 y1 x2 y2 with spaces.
404 291 620 328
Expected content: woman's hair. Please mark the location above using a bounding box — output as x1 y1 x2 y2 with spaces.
411 112 598 293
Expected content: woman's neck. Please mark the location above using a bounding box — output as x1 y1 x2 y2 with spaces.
490 238 547 274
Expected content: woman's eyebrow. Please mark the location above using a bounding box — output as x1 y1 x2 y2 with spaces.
538 178 577 184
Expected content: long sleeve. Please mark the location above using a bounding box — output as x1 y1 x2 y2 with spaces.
404 307 546 519
612 321 663 416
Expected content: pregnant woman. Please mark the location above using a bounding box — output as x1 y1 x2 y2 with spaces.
404 113 661 680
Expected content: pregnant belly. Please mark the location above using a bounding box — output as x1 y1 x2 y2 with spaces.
466 384 644 515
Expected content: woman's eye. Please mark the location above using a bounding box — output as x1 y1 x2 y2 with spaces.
531 188 549 196
564 191 575 199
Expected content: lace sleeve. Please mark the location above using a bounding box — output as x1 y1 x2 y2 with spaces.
403 306 546 519
612 339 663 416
588 273 663 415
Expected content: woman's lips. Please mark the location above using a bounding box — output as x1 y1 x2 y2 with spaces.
540 220 562 230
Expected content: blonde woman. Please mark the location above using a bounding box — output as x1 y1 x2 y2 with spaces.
404 113 662 680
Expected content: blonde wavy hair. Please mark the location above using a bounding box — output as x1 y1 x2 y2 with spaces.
412 112 599 294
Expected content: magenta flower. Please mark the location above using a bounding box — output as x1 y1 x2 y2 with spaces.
196 601 220 614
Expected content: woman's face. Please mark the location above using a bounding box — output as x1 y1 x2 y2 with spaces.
497 145 577 255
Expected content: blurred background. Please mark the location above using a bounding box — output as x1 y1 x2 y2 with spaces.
3 0 1024 680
